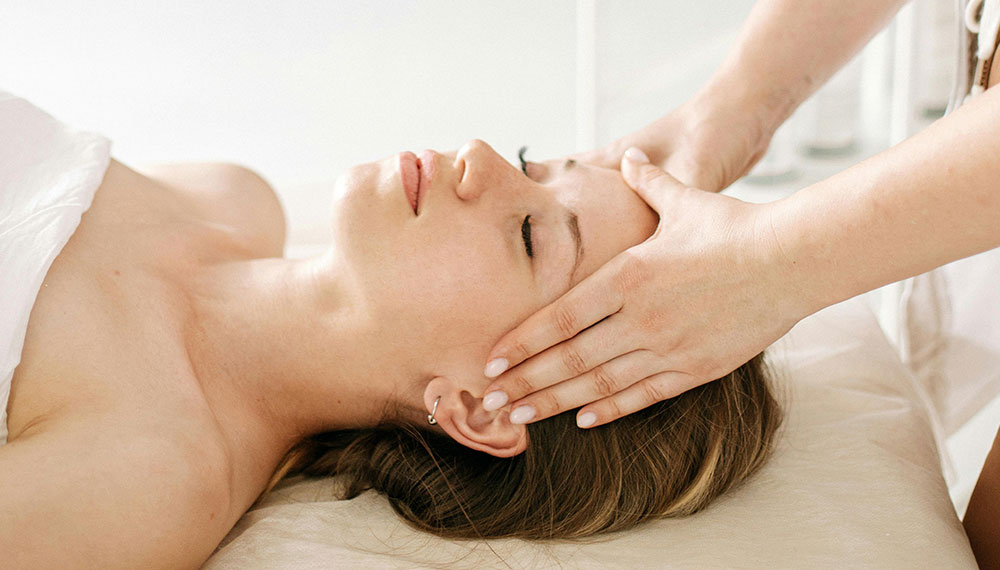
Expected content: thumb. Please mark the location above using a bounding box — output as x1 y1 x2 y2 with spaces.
620 147 687 211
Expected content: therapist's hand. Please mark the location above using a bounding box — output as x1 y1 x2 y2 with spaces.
480 149 805 428
571 97 771 192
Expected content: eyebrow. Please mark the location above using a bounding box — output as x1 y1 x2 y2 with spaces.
565 209 583 284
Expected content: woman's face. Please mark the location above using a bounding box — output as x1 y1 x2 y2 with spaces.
330 139 656 388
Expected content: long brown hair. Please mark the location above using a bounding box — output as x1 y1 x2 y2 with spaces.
267 354 780 539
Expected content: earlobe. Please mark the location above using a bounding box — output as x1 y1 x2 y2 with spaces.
423 377 528 458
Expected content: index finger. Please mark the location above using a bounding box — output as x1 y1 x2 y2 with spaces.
483 254 627 378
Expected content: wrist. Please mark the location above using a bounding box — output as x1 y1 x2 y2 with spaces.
679 75 789 189
752 199 834 324
694 66 798 154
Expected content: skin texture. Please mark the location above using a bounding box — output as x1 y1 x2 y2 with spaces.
0 140 655 569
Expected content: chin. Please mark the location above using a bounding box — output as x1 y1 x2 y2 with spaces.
328 160 411 300
330 162 380 235
331 163 375 207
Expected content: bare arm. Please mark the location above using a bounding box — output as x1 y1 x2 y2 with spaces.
582 0 909 190
709 0 909 136
770 81 1000 317
0 423 231 570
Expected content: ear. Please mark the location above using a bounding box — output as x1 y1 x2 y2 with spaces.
423 376 528 458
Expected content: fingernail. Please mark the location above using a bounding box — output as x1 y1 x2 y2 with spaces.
624 147 649 163
484 358 509 378
577 412 597 428
509 405 536 424
482 391 509 411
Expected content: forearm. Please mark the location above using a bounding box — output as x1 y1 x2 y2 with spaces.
697 0 908 139
768 86 1000 317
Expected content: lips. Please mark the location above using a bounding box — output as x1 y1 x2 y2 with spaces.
399 151 421 215
400 150 438 215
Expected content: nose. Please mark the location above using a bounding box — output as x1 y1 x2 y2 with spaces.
454 139 511 202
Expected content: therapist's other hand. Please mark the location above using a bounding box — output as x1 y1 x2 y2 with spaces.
571 98 770 192
481 149 802 428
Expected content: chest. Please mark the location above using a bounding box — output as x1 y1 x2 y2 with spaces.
6 163 246 442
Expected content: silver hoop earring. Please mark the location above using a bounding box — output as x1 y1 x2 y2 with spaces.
427 396 441 425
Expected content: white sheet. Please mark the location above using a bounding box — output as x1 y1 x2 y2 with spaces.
0 90 111 446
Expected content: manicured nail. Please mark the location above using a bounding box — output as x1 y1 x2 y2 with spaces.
509 405 536 424
577 412 597 428
484 358 509 378
624 147 649 163
482 391 509 411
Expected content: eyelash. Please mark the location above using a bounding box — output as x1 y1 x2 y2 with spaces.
521 215 534 258
518 146 529 176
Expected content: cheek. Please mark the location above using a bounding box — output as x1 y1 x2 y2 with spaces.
379 233 535 358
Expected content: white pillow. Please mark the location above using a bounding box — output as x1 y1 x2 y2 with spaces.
205 296 975 569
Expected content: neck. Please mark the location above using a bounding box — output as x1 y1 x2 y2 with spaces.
182 252 402 466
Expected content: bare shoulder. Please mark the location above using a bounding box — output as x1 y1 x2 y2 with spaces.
141 162 287 257
0 418 235 570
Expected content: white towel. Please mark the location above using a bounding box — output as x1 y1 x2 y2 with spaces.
0 90 111 446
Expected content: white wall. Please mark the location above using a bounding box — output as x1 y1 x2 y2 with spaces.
1 0 750 245
2 1 579 244
0 1 954 243
594 0 756 143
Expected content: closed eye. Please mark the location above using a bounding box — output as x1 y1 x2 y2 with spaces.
520 215 534 258
518 146 529 176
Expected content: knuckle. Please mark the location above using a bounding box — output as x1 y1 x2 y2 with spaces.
553 303 579 337
507 339 532 362
510 374 535 399
639 165 667 187
590 365 619 397
615 252 647 294
534 391 562 417
641 378 670 404
561 344 589 375
602 397 624 422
